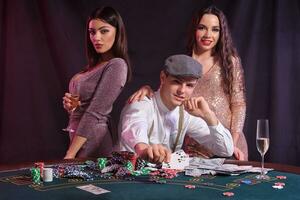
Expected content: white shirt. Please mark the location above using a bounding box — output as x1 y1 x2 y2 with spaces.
119 91 234 157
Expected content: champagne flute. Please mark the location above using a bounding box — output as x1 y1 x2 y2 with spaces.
62 93 80 133
256 119 270 180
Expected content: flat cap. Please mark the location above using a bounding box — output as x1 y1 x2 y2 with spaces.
164 54 202 78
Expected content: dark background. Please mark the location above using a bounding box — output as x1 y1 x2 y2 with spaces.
0 0 299 166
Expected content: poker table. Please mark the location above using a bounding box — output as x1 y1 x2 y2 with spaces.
0 159 300 200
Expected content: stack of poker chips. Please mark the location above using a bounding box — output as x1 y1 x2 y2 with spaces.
30 167 41 184
121 151 137 170
110 151 137 169
124 161 134 172
97 158 108 170
131 168 151 176
115 167 131 177
135 158 147 170
62 165 94 181
58 165 65 177
34 162 44 178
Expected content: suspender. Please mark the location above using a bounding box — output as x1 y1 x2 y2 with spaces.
148 105 184 153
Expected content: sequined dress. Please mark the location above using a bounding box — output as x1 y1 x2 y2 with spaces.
183 57 248 160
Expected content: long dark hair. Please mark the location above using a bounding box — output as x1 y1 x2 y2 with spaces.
86 6 131 82
187 6 239 95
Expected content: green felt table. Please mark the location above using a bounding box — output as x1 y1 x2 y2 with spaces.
0 160 300 200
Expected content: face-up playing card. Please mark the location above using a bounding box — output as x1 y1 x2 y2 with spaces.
162 150 189 170
77 184 110 195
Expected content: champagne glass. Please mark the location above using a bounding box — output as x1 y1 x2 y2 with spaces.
256 119 270 180
62 93 80 133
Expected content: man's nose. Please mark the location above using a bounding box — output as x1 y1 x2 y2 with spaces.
177 84 186 94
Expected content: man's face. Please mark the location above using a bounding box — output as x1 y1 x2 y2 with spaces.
160 71 198 110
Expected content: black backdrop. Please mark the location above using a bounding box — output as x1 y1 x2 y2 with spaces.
1 0 300 166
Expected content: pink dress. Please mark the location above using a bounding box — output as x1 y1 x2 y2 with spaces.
183 57 248 160
68 58 127 158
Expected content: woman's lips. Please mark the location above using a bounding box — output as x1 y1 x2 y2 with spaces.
94 44 103 49
201 39 212 46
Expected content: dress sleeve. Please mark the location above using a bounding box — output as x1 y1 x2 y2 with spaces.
76 58 128 139
230 57 246 135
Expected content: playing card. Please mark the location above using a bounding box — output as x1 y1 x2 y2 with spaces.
77 184 110 195
162 150 189 170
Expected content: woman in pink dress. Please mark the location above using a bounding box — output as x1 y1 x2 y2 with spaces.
62 6 132 159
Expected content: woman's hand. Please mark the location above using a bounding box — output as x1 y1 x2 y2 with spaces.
233 146 245 160
128 85 154 103
63 93 80 113
64 151 76 159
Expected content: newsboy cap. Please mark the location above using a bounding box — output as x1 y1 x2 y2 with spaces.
164 54 202 78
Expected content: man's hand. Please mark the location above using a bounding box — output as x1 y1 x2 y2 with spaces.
184 96 218 126
135 143 171 163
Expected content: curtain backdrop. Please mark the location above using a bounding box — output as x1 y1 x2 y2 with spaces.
1 0 300 166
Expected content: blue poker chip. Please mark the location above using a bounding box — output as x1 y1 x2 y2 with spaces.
241 179 252 184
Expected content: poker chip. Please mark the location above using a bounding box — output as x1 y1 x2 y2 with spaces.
272 185 284 189
132 171 143 176
272 181 285 189
241 179 252 185
115 167 130 177
58 165 65 178
124 161 134 172
190 178 200 182
223 192 234 197
156 179 167 184
97 158 107 170
140 168 151 175
149 176 160 182
101 164 120 173
274 182 285 186
34 162 44 178
150 171 160 176
135 158 147 170
185 184 196 189
276 175 287 180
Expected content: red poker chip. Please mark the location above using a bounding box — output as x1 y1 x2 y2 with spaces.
274 182 285 186
223 192 234 197
276 175 287 179
185 184 196 189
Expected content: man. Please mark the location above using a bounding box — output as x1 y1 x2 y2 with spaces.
119 55 234 163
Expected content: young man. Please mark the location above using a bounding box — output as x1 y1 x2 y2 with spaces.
119 55 234 163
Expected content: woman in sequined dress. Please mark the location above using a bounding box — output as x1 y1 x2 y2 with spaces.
128 6 247 160
62 7 132 159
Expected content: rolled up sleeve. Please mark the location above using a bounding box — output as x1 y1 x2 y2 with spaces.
119 100 152 152
187 116 234 157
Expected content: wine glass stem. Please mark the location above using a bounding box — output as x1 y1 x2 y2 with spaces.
261 154 265 176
